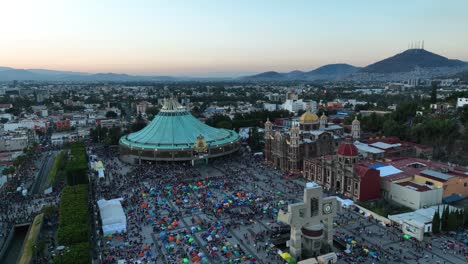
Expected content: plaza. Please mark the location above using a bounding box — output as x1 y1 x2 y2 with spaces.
90 146 467 264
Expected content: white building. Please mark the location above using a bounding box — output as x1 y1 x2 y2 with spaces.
0 134 29 151
51 130 89 145
0 129 37 158
457 98 468 108
282 99 317 114
264 103 278 111
388 205 459 241
3 119 48 131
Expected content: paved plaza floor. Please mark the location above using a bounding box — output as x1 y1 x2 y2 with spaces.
93 151 467 264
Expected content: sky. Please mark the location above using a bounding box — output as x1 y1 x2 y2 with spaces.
0 0 467 77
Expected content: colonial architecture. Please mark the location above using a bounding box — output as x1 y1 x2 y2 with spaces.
351 116 360 140
264 107 344 172
303 138 381 202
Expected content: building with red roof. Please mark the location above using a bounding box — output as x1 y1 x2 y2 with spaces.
361 136 433 159
303 138 380 202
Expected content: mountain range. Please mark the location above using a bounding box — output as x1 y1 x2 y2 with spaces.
243 49 468 81
0 48 467 82
243 63 361 81
0 68 175 82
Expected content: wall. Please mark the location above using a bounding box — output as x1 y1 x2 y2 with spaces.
389 183 442 210
0 227 15 260
358 168 381 201
444 177 468 198
354 204 391 224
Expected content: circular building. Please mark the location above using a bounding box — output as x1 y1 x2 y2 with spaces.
119 98 240 164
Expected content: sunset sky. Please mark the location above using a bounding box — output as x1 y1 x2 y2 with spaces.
0 0 467 76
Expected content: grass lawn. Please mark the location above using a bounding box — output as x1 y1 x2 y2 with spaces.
358 199 413 217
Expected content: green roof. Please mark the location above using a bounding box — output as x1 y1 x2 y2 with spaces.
120 100 239 150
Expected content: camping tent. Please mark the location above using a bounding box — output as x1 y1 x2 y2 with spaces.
97 198 127 235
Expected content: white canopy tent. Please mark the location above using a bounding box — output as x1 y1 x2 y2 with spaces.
97 198 127 235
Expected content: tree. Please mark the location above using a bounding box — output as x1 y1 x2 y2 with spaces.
383 119 405 138
432 209 440 234
131 114 147 132
105 110 118 119
247 128 263 152
457 210 464 229
461 105 468 124
146 107 159 117
431 82 438 103
464 204 468 227
441 205 449 231
447 210 458 231
216 120 233 129
2 166 15 175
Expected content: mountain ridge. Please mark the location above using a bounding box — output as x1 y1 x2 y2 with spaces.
242 63 361 81
360 49 466 73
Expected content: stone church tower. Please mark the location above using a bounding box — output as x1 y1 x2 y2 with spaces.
290 125 300 171
264 118 273 161
351 116 360 140
319 113 328 130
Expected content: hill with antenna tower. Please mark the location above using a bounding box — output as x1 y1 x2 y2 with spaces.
361 41 466 73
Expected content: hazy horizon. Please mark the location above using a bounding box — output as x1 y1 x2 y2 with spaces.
1 0 468 77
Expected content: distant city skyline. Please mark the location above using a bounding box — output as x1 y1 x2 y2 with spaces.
1 0 468 77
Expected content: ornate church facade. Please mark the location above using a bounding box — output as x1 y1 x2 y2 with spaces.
264 108 347 172
302 137 381 202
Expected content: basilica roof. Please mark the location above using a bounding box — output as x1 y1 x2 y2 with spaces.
120 98 239 150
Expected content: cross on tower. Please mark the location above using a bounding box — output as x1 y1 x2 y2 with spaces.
278 185 337 260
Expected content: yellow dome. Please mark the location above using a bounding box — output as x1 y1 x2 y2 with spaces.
299 111 319 123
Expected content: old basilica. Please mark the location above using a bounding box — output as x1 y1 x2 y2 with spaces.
264 107 361 172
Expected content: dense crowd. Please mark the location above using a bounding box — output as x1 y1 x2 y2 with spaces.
89 146 294 264
0 150 59 255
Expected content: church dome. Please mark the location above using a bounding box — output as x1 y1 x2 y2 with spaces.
299 111 319 123
121 99 238 149
320 113 327 120
337 138 358 156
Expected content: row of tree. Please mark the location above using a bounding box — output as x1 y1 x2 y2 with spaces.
64 142 89 185
431 205 467 233
343 102 463 162
205 110 292 130
55 184 91 264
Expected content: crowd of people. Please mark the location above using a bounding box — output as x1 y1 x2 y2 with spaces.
89 146 297 264
0 150 60 256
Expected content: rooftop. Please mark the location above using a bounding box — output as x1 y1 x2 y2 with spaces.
396 181 433 192
388 205 458 225
361 157 468 182
120 98 239 150
370 142 402 150
419 169 453 181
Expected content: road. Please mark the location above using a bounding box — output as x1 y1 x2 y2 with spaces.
31 151 57 195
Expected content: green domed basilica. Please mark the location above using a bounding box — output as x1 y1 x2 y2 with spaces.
119 98 240 164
